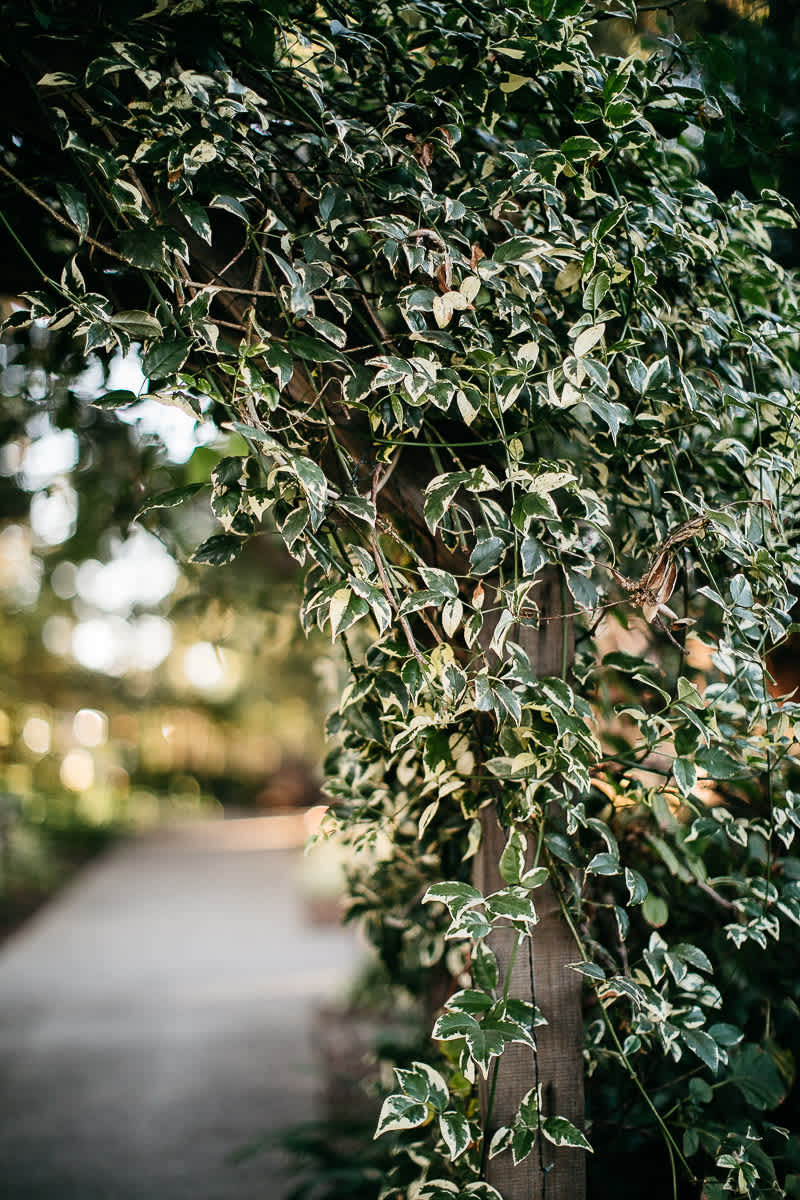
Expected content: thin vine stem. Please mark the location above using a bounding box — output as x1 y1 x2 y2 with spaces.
552 879 693 1197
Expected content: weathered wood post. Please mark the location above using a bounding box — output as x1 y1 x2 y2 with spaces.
474 570 585 1199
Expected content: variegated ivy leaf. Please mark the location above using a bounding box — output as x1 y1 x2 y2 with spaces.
135 482 204 519
393 1061 449 1111
462 1184 504 1200
541 1116 593 1152
484 887 538 929
438 1109 471 1160
471 941 499 992
498 828 527 885
374 1093 429 1137
419 1184 505 1200
520 866 549 889
423 881 483 918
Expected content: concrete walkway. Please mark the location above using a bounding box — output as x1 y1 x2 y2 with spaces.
0 817 363 1199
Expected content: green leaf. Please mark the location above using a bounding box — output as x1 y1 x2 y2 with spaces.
136 482 204 518
398 589 444 617
142 337 192 380
625 868 648 905
210 193 249 223
499 829 527 885
624 357 647 394
178 198 212 244
471 536 505 575
517 1086 540 1129
605 100 637 128
586 852 620 876
375 1093 429 1136
583 272 610 311
288 333 344 363
568 961 606 981
520 866 548 889
510 1124 536 1165
424 472 468 534
485 888 537 926
109 310 162 339
328 588 368 638
337 496 376 526
453 909 492 940
419 567 459 599
472 942 499 991
573 322 606 357
418 1183 459 1200
644 355 671 392
434 1010 479 1041
190 533 244 566
642 893 669 928
565 569 597 611
446 988 494 1015
118 229 170 270
689 1078 713 1106
493 236 541 263
541 1116 592 1151
584 393 630 443
695 746 744 780
681 1029 720 1074
393 1068 428 1106
395 1061 448 1110
38 71 78 88
560 135 604 162
439 1110 471 1160
265 344 294 390
676 676 705 708
674 943 712 973
673 757 697 797
728 1044 786 1110
521 535 546 576
56 182 89 238
708 1023 743 1048
90 389 140 410
424 881 482 917
730 573 754 609
294 456 328 505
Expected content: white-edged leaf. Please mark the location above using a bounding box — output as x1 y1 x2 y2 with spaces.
136 482 204 519
439 1110 471 1160
499 828 527 885
375 1093 429 1137
329 588 352 638
541 1116 593 1151
418 799 439 839
424 881 483 916
573 322 606 358
520 866 549 889
625 867 648 905
109 310 162 339
568 961 606 981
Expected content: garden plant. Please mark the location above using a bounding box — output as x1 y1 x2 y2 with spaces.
2 1 800 1197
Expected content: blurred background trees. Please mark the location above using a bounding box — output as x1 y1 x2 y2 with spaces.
0 323 339 932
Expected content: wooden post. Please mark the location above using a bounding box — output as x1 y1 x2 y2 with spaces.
474 570 585 1200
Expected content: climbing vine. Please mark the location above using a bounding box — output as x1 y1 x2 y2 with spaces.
3 0 800 1195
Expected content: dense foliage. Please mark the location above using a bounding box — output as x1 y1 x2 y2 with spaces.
3 0 800 1196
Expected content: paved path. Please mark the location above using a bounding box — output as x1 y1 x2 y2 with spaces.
0 817 362 1199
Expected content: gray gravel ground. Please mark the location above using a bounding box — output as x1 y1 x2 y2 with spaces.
0 819 362 1199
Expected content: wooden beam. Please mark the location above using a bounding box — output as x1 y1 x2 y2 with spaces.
474 570 585 1200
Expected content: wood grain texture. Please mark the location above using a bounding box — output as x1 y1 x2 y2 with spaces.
474 569 585 1200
